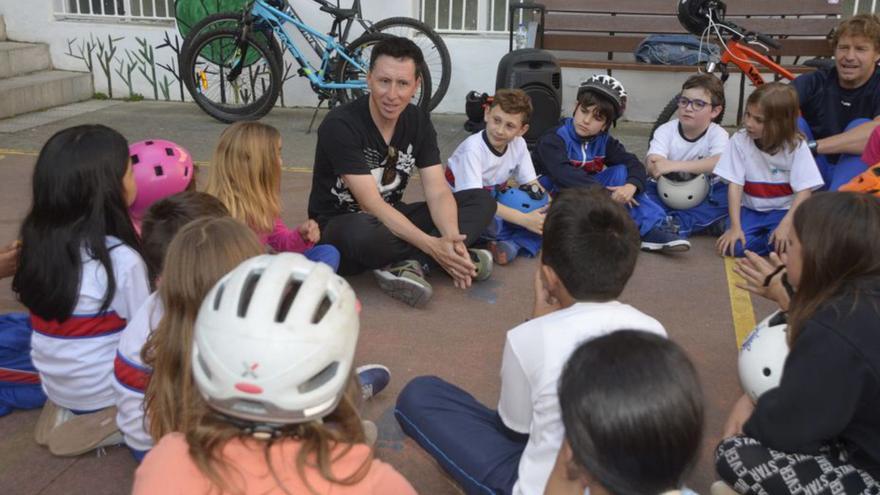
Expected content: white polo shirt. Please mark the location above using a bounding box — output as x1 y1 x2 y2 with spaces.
648 119 729 163
446 131 537 191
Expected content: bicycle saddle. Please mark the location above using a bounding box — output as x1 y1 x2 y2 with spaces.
319 4 358 20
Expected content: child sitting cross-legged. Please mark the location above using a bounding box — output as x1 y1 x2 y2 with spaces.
533 75 689 252
646 74 731 237
395 188 667 495
446 88 547 265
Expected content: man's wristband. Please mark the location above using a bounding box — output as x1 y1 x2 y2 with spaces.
807 139 819 155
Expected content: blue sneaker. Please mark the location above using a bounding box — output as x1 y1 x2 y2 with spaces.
641 225 690 252
357 364 391 401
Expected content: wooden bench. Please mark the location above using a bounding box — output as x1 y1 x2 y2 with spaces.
525 0 843 73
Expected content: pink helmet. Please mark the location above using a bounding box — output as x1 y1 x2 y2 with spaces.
128 139 194 222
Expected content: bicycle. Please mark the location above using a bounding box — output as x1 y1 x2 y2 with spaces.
179 0 450 120
651 0 828 138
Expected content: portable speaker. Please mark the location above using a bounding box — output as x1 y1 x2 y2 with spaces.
495 49 562 146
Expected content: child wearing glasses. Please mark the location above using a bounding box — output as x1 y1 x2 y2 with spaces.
646 74 731 238
714 82 824 257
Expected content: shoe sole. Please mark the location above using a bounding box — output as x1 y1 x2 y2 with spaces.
641 240 691 252
47 406 120 457
373 271 432 308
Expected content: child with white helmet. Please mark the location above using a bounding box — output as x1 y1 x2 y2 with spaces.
533 74 690 252
133 253 415 494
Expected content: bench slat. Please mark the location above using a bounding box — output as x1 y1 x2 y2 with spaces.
539 0 842 16
555 58 817 74
545 13 838 37
543 33 834 57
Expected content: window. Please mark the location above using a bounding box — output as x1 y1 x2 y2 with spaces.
421 0 535 34
58 0 174 20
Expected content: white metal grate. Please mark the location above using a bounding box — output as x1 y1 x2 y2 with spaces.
58 0 174 20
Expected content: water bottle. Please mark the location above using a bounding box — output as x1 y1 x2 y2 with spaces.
514 22 528 50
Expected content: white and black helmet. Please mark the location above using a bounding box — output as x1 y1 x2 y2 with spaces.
192 253 359 426
657 172 711 210
577 75 628 121
738 310 789 403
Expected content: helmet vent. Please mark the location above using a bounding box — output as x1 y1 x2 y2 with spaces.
274 278 302 322
213 283 225 310
154 165 164 177
164 147 174 156
238 271 263 317
762 367 772 377
184 167 190 177
312 294 333 324
130 154 140 165
298 361 339 394
197 352 213 380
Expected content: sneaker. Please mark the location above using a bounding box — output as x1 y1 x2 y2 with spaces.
357 364 391 401
47 406 121 457
373 260 433 308
487 240 519 266
641 226 691 252
702 217 727 237
34 400 74 446
468 248 493 281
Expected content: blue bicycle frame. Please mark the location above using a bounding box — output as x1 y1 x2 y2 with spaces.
249 0 368 90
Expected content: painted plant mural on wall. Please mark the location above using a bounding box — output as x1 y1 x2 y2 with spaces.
63 0 297 104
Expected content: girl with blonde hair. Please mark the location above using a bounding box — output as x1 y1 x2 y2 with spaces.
205 122 340 271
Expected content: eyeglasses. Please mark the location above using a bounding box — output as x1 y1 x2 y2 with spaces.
676 95 712 111
381 146 398 186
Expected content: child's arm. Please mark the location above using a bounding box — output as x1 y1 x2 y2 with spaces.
716 183 745 257
496 202 546 235
264 218 315 254
770 189 810 254
647 154 721 178
533 134 600 188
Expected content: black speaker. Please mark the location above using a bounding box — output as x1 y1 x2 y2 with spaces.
495 49 562 147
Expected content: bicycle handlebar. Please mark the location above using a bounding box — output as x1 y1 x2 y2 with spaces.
716 19 782 51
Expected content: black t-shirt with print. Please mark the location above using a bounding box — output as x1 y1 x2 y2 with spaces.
307 96 441 225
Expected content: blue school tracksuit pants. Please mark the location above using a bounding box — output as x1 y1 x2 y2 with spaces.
799 117 870 191
0 313 46 416
644 180 729 237
539 164 667 236
395 376 527 495
729 207 788 257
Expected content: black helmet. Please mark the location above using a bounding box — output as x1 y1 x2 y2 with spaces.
576 75 628 121
677 0 726 37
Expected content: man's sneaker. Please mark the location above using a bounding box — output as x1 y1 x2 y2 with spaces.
357 364 391 401
468 248 493 281
373 260 432 307
487 240 519 266
641 226 691 252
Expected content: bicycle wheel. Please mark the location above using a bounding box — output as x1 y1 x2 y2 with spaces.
650 92 726 141
369 17 450 111
182 27 282 123
334 32 432 113
180 12 283 103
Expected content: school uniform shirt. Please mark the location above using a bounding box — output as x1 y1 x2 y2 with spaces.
307 95 441 226
744 277 880 479
532 118 648 192
793 66 880 162
647 119 729 165
30 237 150 411
498 301 667 495
133 432 418 494
713 130 824 212
113 293 163 452
446 130 537 191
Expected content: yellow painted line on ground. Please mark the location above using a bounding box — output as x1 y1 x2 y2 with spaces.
0 148 313 174
724 256 756 348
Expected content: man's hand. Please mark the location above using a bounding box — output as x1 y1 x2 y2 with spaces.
0 240 21 280
607 184 639 207
425 234 475 289
716 227 746 257
297 219 321 244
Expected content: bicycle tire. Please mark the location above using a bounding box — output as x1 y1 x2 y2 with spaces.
180 12 283 103
650 92 726 141
181 27 282 123
334 32 432 113
369 16 450 111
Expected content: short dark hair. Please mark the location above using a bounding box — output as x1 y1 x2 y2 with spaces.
575 91 617 131
541 188 640 300
141 191 230 283
368 36 425 80
681 73 725 108
559 331 704 495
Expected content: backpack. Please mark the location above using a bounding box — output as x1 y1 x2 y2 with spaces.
635 34 720 65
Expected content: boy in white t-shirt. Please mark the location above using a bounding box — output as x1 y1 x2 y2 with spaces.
646 74 730 237
446 89 546 265
395 188 666 495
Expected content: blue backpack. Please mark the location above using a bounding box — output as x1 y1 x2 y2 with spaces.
635 34 720 65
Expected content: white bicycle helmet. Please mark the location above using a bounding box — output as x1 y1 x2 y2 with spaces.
657 172 711 210
192 253 359 426
738 311 789 403
577 75 628 121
